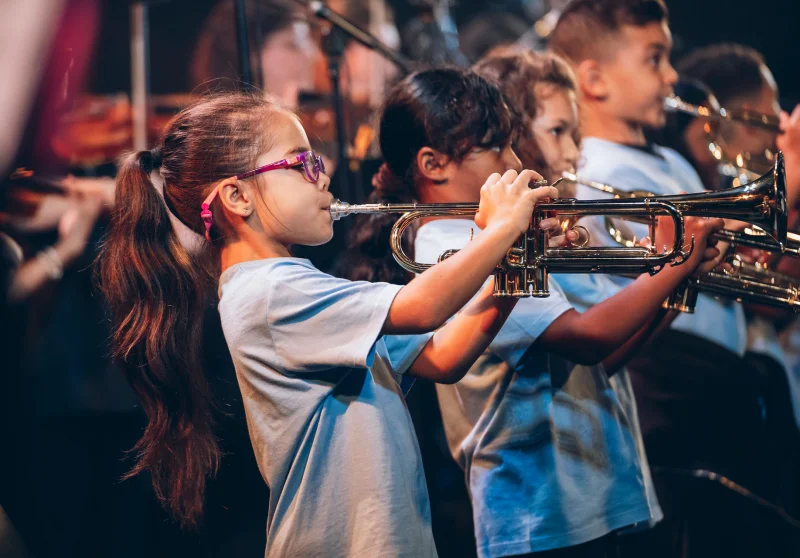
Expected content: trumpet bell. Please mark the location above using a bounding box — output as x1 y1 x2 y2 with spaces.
644 152 787 246
562 153 787 246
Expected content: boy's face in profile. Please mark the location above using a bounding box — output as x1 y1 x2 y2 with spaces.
599 20 678 130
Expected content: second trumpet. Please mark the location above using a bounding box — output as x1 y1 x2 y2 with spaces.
330 196 693 298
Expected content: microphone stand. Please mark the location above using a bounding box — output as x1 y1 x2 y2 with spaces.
130 2 150 152
320 25 351 200
307 1 412 74
234 0 253 87
295 0 413 202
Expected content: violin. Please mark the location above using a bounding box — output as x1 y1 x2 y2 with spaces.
49 88 378 175
49 93 197 169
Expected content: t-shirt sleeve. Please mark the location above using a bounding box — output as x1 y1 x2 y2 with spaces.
378 333 434 377
661 147 708 194
574 166 655 250
552 273 630 312
488 288 573 369
266 267 403 372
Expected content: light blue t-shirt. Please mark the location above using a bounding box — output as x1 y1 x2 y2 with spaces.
555 137 747 356
416 220 655 558
218 258 436 558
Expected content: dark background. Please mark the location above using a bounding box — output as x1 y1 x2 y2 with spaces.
91 0 800 107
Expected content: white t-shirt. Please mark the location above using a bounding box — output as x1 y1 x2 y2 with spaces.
416 220 656 557
218 258 436 558
555 137 747 356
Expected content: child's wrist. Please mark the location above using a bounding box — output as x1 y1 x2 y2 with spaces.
482 218 525 241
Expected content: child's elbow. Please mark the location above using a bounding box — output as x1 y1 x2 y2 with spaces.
570 348 607 366
569 333 615 365
405 303 448 333
410 362 467 385
418 313 447 333
436 368 466 384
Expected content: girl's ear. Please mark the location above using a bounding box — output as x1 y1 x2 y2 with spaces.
218 179 253 218
416 147 450 183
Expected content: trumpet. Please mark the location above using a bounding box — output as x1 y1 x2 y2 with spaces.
664 94 780 133
560 172 653 199
563 152 787 246
562 182 800 257
329 196 693 298
712 228 800 257
562 154 795 311
664 93 779 182
668 258 800 314
561 170 793 252
669 228 800 313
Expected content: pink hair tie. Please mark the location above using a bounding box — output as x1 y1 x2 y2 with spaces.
200 184 221 242
200 204 213 241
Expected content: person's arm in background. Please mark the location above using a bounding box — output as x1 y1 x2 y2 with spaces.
7 192 103 303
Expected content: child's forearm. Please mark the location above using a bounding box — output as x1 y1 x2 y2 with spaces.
383 223 519 335
7 241 74 303
408 281 517 383
602 308 676 374
541 264 690 364
583 265 688 343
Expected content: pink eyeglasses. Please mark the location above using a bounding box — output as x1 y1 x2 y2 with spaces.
200 150 325 241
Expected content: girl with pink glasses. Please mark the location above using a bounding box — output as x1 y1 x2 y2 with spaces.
96 92 560 557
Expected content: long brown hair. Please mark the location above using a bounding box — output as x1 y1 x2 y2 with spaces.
474 48 579 186
97 93 285 528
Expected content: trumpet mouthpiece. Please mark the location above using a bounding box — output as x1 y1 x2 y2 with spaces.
329 200 351 221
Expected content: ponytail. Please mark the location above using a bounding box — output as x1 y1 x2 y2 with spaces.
95 93 286 528
370 162 416 203
97 150 218 529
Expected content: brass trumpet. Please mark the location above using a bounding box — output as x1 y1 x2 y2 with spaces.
330 196 693 298
664 93 779 182
713 228 800 257
668 258 800 314
562 154 795 311
664 94 780 133
563 152 787 246
669 228 800 313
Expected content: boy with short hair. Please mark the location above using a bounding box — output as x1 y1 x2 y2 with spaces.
549 2 770 556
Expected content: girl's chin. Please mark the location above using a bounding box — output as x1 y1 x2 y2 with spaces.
306 230 335 247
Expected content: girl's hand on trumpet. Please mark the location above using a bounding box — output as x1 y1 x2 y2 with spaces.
473 168 577 247
474 169 559 235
